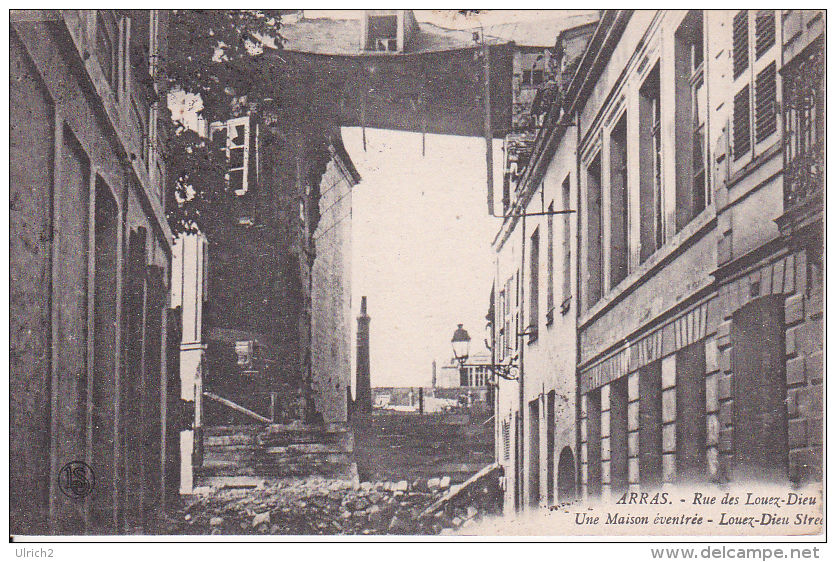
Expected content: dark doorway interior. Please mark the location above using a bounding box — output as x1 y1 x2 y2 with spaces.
528 398 540 507
731 296 787 482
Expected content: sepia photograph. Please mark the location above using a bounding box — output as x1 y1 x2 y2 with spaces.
9 8 825 543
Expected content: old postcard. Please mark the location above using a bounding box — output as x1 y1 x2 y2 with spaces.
9 8 824 544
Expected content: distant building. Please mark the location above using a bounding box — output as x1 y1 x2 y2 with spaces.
438 352 494 388
11 10 172 534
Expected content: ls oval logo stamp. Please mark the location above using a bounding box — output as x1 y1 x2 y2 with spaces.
58 461 95 500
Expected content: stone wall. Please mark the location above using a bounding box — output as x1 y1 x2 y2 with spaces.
311 145 357 423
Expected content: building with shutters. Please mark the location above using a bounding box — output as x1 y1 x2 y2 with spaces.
491 10 824 512
491 14 597 512
11 10 173 534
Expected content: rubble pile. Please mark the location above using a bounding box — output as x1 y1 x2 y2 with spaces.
164 475 495 535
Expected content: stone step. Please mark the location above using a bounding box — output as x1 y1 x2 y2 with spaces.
203 443 353 463
203 422 351 436
196 458 354 479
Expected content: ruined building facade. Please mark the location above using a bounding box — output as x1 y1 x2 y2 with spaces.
11 10 173 533
493 10 824 512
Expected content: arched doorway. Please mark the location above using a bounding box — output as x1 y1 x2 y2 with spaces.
557 446 576 504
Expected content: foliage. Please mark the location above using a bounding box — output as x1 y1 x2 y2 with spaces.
163 10 286 236
166 9 286 123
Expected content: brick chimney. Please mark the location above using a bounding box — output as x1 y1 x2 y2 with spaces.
355 296 372 413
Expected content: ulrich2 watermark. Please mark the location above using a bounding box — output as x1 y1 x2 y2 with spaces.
58 460 95 500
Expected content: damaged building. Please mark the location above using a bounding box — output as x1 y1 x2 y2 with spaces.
174 10 516 491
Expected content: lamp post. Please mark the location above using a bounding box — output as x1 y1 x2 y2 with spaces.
451 324 518 383
451 323 471 367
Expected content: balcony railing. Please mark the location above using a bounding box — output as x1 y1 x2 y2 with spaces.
783 141 823 210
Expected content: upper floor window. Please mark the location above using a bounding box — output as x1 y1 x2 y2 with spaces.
226 117 250 195
609 114 628 288
585 152 603 308
639 63 664 263
96 12 117 88
732 10 779 162
674 10 709 232
528 228 540 341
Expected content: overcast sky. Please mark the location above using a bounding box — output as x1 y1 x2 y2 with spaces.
342 127 503 388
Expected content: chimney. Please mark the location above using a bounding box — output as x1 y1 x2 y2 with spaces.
355 296 373 413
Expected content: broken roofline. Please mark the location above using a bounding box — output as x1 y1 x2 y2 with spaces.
494 10 631 250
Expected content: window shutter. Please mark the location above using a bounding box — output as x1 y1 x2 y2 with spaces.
732 11 749 79
755 62 777 143
503 420 511 462
755 10 775 60
733 86 751 159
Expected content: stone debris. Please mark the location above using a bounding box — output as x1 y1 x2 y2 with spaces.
166 473 498 536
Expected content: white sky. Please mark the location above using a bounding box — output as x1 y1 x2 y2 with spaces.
343 127 503 388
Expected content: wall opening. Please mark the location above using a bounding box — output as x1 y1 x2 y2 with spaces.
528 398 540 506
557 446 576 503
91 176 119 530
731 295 787 481
639 360 663 488
586 388 602 497
610 377 629 493
676 339 707 482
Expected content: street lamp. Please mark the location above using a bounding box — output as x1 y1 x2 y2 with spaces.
451 324 518 381
451 324 471 366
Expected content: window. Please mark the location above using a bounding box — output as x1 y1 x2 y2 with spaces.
561 175 572 313
502 419 511 462
586 153 603 308
214 117 251 195
639 64 663 262
528 228 540 340
782 38 824 208
733 86 751 159
366 14 398 51
732 10 779 161
675 11 709 231
96 12 116 87
609 114 628 287
546 202 555 325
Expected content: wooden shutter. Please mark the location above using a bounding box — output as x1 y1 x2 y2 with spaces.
755 10 775 60
732 11 749 79
733 86 751 159
755 62 777 143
